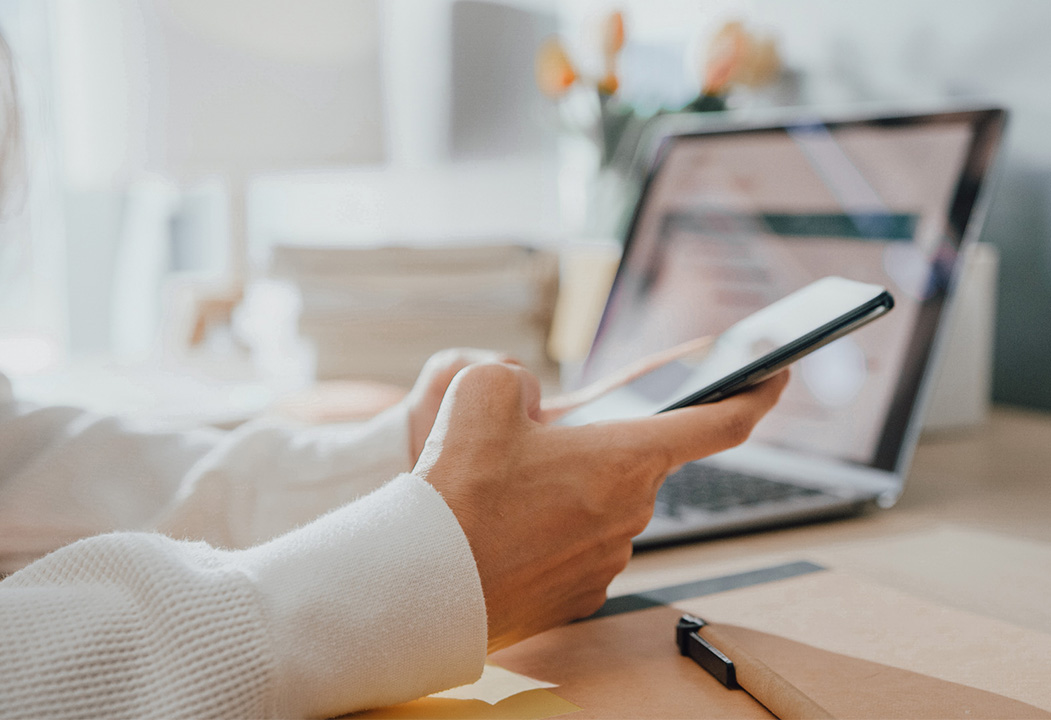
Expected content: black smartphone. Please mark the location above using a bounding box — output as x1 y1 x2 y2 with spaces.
556 276 894 426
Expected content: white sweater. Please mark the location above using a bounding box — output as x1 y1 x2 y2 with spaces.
0 373 488 718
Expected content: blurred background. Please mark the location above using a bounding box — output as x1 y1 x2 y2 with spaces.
1 0 1049 425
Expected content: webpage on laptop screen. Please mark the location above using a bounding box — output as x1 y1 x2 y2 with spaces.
586 120 976 467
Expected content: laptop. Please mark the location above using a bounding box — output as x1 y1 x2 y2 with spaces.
574 105 1007 547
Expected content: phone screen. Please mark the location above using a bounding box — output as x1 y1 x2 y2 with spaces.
556 277 893 426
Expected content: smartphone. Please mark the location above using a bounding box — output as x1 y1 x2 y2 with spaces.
556 276 894 426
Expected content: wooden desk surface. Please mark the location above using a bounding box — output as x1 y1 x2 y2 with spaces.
479 406 1051 719
367 407 1051 719
609 405 1051 626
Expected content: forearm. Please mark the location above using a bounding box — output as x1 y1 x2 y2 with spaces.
155 403 414 547
0 384 413 571
0 474 487 719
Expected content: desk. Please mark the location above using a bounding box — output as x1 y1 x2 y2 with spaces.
480 407 1051 719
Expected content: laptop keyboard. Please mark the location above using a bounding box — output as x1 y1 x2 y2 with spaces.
655 463 827 517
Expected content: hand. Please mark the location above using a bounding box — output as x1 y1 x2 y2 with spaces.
412 361 788 652
404 349 516 463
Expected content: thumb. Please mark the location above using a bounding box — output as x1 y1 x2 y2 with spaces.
596 369 789 469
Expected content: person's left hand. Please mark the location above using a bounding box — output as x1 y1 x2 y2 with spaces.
404 349 516 462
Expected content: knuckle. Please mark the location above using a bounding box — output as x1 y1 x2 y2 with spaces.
605 444 666 488
604 447 648 482
452 362 534 418
569 482 617 526
456 361 518 391
577 589 608 620
427 347 460 370
723 412 755 447
574 445 666 530
612 540 634 573
626 505 654 537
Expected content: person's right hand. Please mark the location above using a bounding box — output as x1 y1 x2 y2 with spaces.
412 361 788 653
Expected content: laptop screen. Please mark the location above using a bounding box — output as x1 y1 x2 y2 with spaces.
580 108 1005 472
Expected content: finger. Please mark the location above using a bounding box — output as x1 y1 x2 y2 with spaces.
415 349 518 404
592 369 789 469
540 336 714 423
503 363 543 421
449 361 543 423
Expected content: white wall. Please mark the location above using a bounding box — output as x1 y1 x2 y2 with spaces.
250 0 563 251
52 0 386 188
42 0 568 357
14 0 1051 404
560 0 1051 156
45 0 392 355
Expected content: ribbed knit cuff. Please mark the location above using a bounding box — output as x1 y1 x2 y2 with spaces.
240 473 487 718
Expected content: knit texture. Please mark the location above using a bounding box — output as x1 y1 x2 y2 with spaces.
0 381 412 574
0 474 487 718
0 533 272 719
1 372 487 716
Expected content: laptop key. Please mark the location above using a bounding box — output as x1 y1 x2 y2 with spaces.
656 463 828 517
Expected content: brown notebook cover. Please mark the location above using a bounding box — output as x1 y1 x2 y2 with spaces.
698 621 1051 719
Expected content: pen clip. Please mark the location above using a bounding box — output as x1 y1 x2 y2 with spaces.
676 614 740 690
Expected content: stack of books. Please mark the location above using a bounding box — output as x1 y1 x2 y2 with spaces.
267 244 560 386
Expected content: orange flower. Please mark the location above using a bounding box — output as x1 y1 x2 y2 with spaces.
703 22 749 96
738 38 780 88
536 37 578 98
702 21 781 96
602 11 625 57
596 72 619 96
599 10 625 96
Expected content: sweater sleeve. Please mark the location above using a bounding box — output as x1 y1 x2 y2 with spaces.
0 473 488 719
0 372 414 573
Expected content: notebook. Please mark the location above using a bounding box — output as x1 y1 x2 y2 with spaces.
574 105 1007 546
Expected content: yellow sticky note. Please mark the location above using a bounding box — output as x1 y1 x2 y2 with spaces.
432 664 557 705
353 665 579 720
